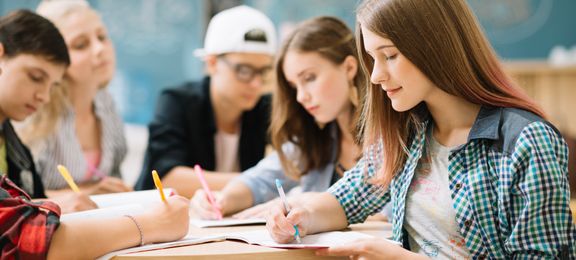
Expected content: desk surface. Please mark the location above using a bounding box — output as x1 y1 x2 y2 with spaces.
112 221 393 259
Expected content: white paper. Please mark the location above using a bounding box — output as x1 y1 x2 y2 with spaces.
96 230 399 259
190 217 266 228
60 204 145 222
89 189 174 208
220 230 390 249
96 235 225 260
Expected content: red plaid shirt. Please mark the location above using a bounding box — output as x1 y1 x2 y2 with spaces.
0 175 60 260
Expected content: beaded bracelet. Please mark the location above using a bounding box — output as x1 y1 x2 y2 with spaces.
124 215 144 246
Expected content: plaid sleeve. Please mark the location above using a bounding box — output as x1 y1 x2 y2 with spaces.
505 122 576 259
0 176 61 260
328 156 390 224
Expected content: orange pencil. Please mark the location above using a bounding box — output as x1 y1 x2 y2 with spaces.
57 164 80 193
152 170 167 202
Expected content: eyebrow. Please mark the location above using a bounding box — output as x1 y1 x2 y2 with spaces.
296 67 314 78
27 66 49 79
376 44 395 51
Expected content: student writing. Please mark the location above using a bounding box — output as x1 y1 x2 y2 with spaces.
267 0 575 259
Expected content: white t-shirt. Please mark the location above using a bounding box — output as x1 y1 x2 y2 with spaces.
214 131 241 172
404 135 470 259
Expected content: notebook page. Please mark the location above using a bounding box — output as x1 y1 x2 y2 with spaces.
60 203 145 222
190 217 266 228
96 235 225 260
89 189 174 208
222 230 391 249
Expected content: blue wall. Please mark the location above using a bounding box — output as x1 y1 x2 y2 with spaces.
1 0 575 125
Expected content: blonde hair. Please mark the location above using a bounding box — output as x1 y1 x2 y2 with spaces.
356 0 544 186
20 0 92 145
36 0 90 22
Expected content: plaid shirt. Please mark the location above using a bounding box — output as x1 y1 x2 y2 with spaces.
329 106 575 259
0 175 60 260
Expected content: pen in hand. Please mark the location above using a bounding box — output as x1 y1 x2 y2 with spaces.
275 179 302 243
194 165 222 220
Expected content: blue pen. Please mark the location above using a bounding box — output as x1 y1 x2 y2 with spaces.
275 179 302 243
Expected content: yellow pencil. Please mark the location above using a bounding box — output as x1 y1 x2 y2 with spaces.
56 164 80 193
152 170 167 202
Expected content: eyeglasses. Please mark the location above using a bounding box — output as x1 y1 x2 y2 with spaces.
218 56 273 83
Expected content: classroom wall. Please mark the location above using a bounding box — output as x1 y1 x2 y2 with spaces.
1 0 575 125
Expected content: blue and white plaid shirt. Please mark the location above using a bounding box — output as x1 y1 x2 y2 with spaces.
329 106 575 259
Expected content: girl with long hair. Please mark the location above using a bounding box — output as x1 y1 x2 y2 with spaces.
267 0 575 258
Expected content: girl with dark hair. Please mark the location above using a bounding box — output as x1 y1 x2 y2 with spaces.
267 0 575 259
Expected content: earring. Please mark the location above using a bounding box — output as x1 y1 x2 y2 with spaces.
349 85 359 107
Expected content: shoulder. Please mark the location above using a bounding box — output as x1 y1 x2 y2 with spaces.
498 108 562 154
95 90 122 117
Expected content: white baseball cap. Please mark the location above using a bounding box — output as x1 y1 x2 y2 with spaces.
194 5 277 57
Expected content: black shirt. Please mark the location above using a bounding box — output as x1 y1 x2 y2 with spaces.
135 77 270 190
2 120 45 198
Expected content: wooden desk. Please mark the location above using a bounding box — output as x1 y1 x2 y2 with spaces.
112 221 392 259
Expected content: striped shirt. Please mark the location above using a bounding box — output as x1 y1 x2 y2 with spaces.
328 106 575 259
31 90 127 190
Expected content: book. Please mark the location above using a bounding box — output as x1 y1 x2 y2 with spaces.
190 217 266 228
96 229 398 259
61 203 145 222
89 189 174 208
218 229 379 249
96 235 225 260
61 189 174 222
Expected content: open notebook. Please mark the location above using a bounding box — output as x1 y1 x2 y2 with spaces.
61 203 146 222
62 189 265 227
96 230 395 260
89 189 174 208
61 189 173 222
190 217 266 228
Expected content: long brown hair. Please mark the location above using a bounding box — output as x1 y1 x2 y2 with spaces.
356 0 545 186
271 16 365 179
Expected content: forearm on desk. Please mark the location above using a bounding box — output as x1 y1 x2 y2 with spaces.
48 217 140 259
162 166 240 198
219 181 255 215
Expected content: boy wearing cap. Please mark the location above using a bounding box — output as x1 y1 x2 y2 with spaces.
135 6 276 197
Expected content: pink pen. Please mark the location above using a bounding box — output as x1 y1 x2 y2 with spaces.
194 164 222 220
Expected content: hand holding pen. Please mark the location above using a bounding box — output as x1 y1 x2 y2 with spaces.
194 165 223 219
268 179 304 243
